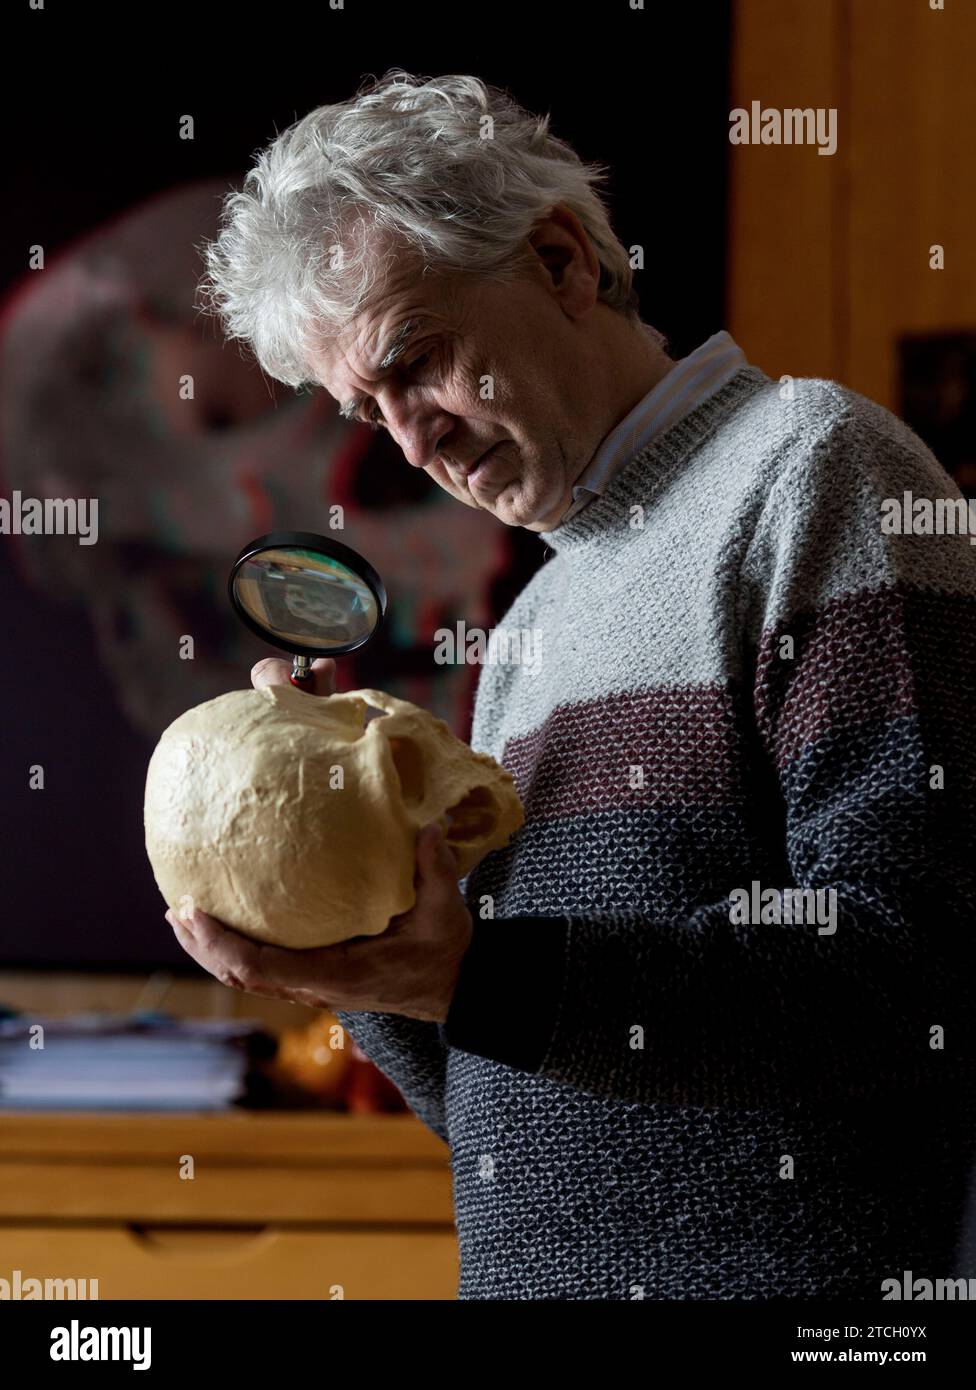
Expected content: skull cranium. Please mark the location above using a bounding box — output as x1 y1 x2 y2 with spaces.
144 682 523 948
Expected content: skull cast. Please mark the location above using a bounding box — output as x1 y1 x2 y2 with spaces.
144 682 524 949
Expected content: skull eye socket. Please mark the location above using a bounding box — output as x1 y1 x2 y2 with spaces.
387 734 498 842
443 785 498 844
388 736 425 804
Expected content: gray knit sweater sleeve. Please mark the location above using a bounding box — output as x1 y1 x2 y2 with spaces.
332 1010 449 1143
442 398 976 1109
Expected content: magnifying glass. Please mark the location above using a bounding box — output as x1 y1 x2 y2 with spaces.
228 531 387 688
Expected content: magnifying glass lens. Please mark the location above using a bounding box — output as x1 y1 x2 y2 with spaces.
233 547 378 648
228 532 387 679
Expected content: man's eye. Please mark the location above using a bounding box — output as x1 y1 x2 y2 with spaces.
407 350 433 374
362 350 436 427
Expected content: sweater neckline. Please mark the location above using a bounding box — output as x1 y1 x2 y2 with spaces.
537 364 771 554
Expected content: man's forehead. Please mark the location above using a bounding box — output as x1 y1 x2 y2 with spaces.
316 268 418 353
317 302 404 366
317 312 422 420
314 269 455 414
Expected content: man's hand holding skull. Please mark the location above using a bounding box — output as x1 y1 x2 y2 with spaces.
166 657 474 1024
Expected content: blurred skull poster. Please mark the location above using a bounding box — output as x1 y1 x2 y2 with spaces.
0 178 531 966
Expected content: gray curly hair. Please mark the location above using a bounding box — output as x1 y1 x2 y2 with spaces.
197 70 661 389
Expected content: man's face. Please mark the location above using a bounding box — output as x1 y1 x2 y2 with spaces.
310 241 606 532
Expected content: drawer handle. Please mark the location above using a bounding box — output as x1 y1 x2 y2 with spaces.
126 1226 279 1262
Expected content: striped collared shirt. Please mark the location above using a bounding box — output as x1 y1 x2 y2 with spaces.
557 329 750 525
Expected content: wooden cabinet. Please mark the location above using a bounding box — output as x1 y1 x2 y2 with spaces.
728 0 976 409
0 1110 458 1300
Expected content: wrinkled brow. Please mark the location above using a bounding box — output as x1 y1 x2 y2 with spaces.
338 319 419 422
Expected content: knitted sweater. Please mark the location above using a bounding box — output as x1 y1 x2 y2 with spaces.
337 364 976 1300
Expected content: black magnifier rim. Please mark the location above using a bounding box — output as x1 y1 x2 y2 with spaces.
228 530 387 658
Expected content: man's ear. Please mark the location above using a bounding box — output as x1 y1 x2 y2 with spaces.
530 230 576 287
527 206 600 314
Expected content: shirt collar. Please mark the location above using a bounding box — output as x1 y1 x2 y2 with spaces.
557 329 750 525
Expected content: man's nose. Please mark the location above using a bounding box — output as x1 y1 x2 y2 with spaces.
399 436 431 469
384 398 454 470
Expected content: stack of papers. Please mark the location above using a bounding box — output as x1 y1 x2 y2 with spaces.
0 1012 276 1111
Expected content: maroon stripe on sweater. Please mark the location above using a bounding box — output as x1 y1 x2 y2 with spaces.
753 583 976 769
501 685 748 820
501 585 975 820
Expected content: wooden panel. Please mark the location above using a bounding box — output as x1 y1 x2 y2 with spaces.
728 0 976 409
0 1225 458 1300
0 1111 448 1162
0 1111 453 1224
847 0 976 408
727 0 846 382
0 1160 454 1225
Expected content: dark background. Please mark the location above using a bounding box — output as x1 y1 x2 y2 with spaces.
1 2 731 970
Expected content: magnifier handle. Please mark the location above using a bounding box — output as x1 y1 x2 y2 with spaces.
288 652 317 689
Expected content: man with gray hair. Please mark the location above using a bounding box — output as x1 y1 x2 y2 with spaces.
179 71 976 1300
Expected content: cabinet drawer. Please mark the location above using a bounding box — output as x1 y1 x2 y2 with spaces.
0 1112 454 1225
0 1225 458 1300
0 1160 454 1224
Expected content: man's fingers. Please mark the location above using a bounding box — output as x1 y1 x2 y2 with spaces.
166 911 254 989
167 907 278 995
416 822 459 888
167 905 359 1002
251 656 337 696
304 658 338 697
167 908 253 990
